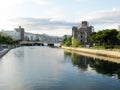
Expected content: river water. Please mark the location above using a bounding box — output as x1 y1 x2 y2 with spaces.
0 46 120 90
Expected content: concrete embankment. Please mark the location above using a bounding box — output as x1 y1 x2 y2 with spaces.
0 48 11 58
61 46 120 59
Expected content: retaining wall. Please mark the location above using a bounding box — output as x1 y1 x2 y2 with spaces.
62 46 120 59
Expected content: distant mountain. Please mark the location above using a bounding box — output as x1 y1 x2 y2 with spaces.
24 32 63 42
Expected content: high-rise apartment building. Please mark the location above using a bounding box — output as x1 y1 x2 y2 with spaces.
15 26 25 41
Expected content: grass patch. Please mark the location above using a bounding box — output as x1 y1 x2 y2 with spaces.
90 46 105 49
114 45 120 49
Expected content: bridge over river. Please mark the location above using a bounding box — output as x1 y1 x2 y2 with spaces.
20 41 61 47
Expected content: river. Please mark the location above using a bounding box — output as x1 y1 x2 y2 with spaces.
0 46 120 90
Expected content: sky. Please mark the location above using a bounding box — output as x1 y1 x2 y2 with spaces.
0 0 120 36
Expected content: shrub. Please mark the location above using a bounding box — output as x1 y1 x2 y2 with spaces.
72 38 80 47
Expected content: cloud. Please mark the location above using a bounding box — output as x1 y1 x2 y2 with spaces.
10 17 78 36
74 9 120 30
41 8 67 21
0 0 26 30
0 0 25 19
31 0 66 21
80 9 120 25
32 0 51 5
76 0 89 2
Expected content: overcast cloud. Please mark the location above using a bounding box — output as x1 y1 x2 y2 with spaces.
11 9 120 34
10 18 78 36
81 9 120 25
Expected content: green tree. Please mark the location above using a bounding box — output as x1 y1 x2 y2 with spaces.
0 34 19 45
64 36 72 46
62 35 67 44
72 38 80 47
117 31 120 43
96 30 104 46
90 32 97 44
108 29 118 48
91 29 118 49
4 36 13 44
0 34 2 44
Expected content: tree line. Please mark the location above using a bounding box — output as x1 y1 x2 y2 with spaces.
0 33 19 45
90 29 120 49
62 35 80 47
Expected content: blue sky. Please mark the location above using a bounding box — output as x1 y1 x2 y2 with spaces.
0 0 120 36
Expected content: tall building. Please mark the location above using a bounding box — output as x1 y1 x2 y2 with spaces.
15 26 25 41
72 21 94 44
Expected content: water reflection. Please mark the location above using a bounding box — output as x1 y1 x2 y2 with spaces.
64 51 120 79
0 47 120 90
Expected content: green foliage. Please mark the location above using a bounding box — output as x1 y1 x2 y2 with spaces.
79 44 85 47
72 38 80 47
65 40 71 46
62 35 67 44
90 32 97 43
62 35 80 47
90 29 119 49
62 35 72 46
0 33 18 45
64 36 72 46
90 46 105 49
117 31 120 41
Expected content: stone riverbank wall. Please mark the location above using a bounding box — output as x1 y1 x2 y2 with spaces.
62 46 120 59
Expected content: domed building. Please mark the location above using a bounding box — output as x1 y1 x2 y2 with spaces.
72 21 94 45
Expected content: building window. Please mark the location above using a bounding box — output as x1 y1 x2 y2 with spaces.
81 35 82 38
81 40 82 43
